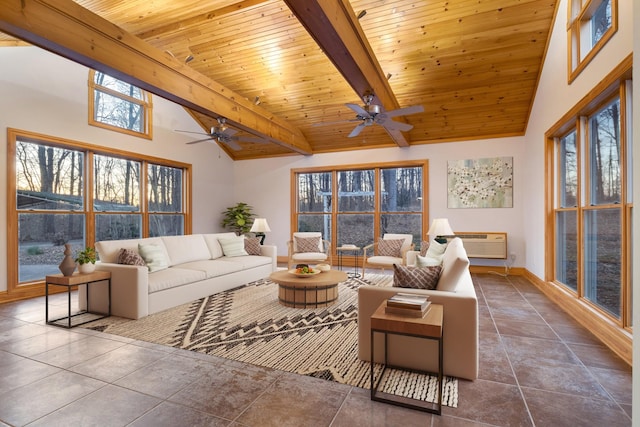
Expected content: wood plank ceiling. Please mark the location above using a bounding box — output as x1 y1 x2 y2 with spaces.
0 0 559 160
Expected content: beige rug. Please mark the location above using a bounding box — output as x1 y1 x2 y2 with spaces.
82 274 458 407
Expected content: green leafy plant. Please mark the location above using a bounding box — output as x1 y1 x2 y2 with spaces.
221 202 255 235
75 247 97 265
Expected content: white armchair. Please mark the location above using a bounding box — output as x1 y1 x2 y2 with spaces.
362 233 414 278
287 232 332 269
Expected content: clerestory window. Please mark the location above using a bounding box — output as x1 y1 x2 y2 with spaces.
567 0 618 83
88 70 153 138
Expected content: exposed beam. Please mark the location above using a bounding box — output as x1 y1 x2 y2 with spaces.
283 0 411 147
0 0 313 155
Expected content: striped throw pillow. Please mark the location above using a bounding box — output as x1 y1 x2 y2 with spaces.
393 264 442 290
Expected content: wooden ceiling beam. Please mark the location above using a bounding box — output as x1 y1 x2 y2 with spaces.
0 0 313 155
283 0 411 147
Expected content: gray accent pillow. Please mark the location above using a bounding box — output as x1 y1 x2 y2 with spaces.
393 264 442 290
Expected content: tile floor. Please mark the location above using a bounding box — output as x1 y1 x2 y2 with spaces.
0 273 632 426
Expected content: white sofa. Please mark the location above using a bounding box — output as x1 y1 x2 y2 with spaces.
79 233 277 320
357 237 479 380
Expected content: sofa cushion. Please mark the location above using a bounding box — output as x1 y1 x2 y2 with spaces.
161 235 210 266
138 243 169 272
147 267 207 293
378 238 403 257
202 233 237 259
219 236 249 257
117 248 146 266
393 264 441 290
244 237 262 255
436 238 470 292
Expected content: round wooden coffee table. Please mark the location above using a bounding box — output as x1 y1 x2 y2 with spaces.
270 269 348 308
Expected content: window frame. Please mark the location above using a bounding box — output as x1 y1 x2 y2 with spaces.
567 0 618 83
545 55 632 336
88 70 153 139
291 160 429 257
6 128 192 298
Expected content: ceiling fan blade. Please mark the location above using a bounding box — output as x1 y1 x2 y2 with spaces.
175 129 211 137
348 123 367 137
383 104 424 118
346 103 371 118
221 128 238 137
221 139 243 151
381 119 414 132
186 138 213 144
236 136 270 144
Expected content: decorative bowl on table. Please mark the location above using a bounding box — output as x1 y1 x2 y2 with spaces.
288 267 321 278
315 263 331 272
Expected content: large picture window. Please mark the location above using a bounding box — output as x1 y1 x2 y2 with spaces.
547 68 632 330
293 161 427 255
7 129 190 294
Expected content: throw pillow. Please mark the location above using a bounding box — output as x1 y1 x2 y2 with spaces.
426 240 447 260
219 236 249 257
393 264 442 290
244 237 262 256
378 238 404 257
419 240 430 257
138 243 169 272
295 236 321 253
117 248 146 266
415 254 442 267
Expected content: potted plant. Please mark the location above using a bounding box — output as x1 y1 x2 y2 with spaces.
75 246 97 274
221 202 255 235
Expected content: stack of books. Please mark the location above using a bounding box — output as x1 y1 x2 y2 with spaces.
385 293 431 318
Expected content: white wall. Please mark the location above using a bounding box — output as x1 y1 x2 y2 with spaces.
0 46 236 293
522 0 634 279
233 137 526 265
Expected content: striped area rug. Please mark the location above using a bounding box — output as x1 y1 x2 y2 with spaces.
82 274 458 407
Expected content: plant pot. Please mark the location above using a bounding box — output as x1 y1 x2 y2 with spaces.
78 263 96 274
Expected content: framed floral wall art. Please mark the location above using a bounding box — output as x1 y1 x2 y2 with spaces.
447 157 513 208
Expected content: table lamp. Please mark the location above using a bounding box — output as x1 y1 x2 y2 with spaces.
250 218 271 244
428 218 454 244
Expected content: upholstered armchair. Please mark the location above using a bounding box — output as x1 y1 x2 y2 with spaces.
287 232 332 269
362 233 414 278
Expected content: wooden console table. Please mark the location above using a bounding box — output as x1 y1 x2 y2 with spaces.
45 271 111 328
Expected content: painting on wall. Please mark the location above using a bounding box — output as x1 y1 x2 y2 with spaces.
447 157 513 208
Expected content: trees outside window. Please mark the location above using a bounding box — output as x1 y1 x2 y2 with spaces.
294 162 427 255
567 0 617 82
548 77 632 326
8 130 190 291
89 70 153 138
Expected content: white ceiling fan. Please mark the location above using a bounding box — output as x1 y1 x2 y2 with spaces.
175 117 269 151
315 94 424 137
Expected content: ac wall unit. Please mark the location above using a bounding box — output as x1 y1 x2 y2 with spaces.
446 232 507 259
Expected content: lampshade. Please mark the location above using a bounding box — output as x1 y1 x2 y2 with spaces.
427 218 454 238
250 218 271 233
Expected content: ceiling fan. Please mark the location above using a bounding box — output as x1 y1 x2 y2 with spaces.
316 94 424 137
175 117 269 151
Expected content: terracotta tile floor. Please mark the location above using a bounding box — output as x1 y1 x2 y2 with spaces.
0 273 631 426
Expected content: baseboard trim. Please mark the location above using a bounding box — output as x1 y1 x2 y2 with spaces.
523 270 632 366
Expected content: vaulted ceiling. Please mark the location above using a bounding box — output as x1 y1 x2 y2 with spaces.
0 0 559 160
